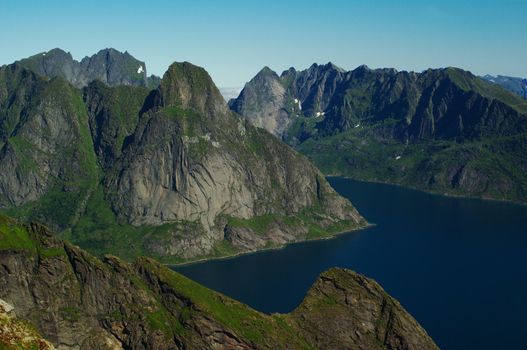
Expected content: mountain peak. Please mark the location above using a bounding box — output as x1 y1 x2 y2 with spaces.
256 66 279 78
15 48 149 88
323 62 345 72
354 64 371 72
160 61 226 115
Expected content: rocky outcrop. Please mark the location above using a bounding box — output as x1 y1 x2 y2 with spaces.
230 64 527 203
0 56 366 261
15 48 160 89
0 215 438 349
291 268 438 350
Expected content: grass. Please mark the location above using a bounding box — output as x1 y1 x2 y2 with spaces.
0 215 37 253
137 258 314 348
296 121 527 203
64 185 186 262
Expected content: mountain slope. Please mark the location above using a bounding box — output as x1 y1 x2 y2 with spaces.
15 48 161 89
230 64 527 202
482 74 527 99
0 215 438 349
0 56 366 262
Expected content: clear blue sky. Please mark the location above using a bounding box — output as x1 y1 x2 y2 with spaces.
0 0 525 87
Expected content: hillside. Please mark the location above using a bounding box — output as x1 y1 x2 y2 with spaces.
0 214 438 349
230 64 527 202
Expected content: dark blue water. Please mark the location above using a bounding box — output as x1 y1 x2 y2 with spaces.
174 178 527 349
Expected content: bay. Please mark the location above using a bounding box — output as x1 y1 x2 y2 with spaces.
174 178 527 349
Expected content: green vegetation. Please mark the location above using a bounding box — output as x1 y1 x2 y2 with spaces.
0 215 37 253
137 258 314 348
225 204 361 242
63 185 181 263
296 123 527 202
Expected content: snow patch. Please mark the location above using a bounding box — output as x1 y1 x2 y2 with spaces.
137 65 144 74
355 123 360 128
395 156 402 160
293 98 302 110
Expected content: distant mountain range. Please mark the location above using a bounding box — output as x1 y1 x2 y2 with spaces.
230 63 527 203
13 48 161 89
482 74 527 99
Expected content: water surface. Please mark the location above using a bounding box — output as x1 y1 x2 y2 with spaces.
175 178 527 349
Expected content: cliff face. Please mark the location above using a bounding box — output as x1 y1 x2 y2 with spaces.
230 64 527 203
103 62 364 258
0 215 438 350
228 67 291 136
0 57 365 262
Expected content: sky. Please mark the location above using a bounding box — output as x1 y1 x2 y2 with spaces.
0 0 526 88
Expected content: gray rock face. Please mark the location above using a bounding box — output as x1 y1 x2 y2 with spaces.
229 63 347 138
15 48 161 89
105 62 364 258
228 67 291 137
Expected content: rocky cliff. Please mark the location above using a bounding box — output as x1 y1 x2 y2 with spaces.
230 64 527 203
15 48 161 89
0 55 366 262
0 215 438 349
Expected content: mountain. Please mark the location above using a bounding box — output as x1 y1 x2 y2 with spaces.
482 74 527 99
0 54 366 263
230 64 527 203
0 214 439 349
14 48 161 89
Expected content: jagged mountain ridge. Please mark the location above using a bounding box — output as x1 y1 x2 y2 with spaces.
230 63 527 202
0 54 366 262
482 74 527 99
0 215 439 350
14 48 161 89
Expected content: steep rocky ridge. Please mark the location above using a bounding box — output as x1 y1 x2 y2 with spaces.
103 62 365 259
0 56 366 262
0 215 438 349
230 64 527 202
14 48 161 89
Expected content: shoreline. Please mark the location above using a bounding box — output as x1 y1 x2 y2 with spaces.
325 174 527 207
169 222 375 268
